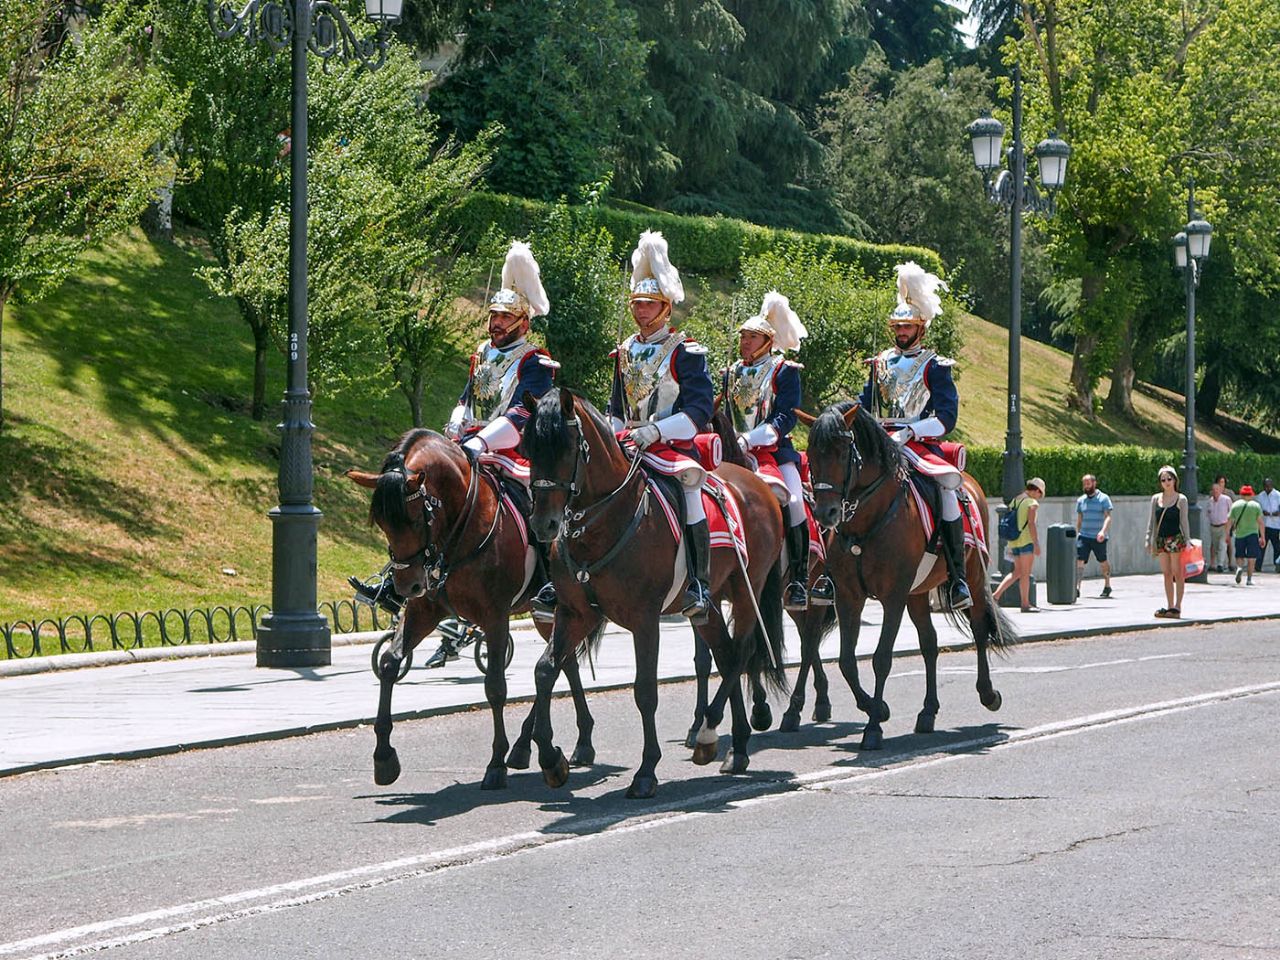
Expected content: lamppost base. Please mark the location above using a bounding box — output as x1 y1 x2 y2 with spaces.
257 611 332 668
257 502 332 668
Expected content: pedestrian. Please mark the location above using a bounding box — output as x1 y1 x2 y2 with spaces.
1256 477 1280 573
993 477 1044 613
1145 465 1189 619
1074 473 1113 598
1215 473 1236 569
1228 483 1265 586
1205 480 1233 573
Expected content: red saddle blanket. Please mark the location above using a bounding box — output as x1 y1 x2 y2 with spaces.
905 476 988 564
745 448 825 562
649 472 749 563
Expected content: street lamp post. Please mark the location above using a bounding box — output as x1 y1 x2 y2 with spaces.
208 0 402 667
968 60 1070 572
1173 181 1213 585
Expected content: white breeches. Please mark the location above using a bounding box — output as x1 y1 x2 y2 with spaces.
940 487 961 522
779 461 806 526
684 486 706 524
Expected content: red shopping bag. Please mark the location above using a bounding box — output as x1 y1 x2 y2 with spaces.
1181 538 1205 578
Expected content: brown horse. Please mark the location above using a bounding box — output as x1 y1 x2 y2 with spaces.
807 401 1017 750
686 407 837 742
521 388 788 799
347 429 597 790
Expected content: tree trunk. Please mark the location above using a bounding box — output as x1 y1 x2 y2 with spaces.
1105 314 1136 418
400 368 424 427
252 320 269 421
1197 361 1221 420
1067 271 1105 417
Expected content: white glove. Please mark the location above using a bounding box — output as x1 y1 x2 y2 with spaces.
444 405 466 439
462 435 485 454
610 416 625 434
892 425 915 446
744 423 779 449
630 423 661 449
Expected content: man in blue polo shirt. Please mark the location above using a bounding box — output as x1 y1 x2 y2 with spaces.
1075 473 1114 598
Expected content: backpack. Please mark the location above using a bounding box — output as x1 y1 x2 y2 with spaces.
998 495 1025 541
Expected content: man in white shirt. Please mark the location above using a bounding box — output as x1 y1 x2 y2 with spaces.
1258 477 1280 573
1205 480 1234 573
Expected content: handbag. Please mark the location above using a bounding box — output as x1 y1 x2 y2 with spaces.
1181 538 1205 578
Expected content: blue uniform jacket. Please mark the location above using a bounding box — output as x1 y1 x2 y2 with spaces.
723 359 802 465
859 354 959 436
458 347 554 433
609 335 715 443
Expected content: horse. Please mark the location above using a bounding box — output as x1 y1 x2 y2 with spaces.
684 407 837 744
346 429 598 790
806 401 1017 750
521 387 788 799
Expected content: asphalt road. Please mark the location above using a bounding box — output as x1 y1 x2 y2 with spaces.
3 621 1278 960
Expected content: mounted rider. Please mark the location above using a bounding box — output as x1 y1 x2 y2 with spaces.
609 230 716 625
725 291 834 611
860 261 972 612
350 241 560 665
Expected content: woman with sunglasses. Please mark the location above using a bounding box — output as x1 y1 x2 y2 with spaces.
1145 466 1190 618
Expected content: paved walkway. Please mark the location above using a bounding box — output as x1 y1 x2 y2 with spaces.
2 572 1276 777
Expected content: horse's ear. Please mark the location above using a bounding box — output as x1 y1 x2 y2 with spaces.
559 385 574 414
345 469 379 489
842 402 861 427
521 390 537 413
406 470 425 491
794 408 817 426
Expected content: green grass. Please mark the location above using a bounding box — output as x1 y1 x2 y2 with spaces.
0 227 1261 656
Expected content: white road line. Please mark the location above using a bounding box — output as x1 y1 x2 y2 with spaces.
893 652 1192 678
7 679 1279 960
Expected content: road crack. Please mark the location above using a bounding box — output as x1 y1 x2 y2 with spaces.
971 824 1157 867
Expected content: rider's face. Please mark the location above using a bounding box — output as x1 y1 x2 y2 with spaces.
630 298 668 337
892 321 924 350
738 331 771 364
488 310 527 348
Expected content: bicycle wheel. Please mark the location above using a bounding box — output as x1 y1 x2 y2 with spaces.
370 630 413 681
474 632 515 675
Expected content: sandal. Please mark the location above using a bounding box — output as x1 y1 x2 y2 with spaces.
1154 608 1169 618
1167 608 1181 618
1020 606 1040 613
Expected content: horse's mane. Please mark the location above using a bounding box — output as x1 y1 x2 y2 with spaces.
370 428 443 529
810 401 902 474
522 389 615 464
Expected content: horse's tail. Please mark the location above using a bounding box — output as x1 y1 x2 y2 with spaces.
938 575 1019 658
574 616 609 673
746 558 789 698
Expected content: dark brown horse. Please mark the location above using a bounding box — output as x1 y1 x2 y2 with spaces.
521 388 788 799
807 401 1017 749
347 429 597 790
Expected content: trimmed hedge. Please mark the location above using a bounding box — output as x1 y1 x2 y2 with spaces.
963 445 1280 499
447 191 943 281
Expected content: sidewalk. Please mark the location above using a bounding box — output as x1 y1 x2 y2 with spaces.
2 573 1276 777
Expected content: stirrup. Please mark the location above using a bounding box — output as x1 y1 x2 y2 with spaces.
530 582 557 623
809 575 835 606
682 582 711 625
784 580 809 612
947 579 973 612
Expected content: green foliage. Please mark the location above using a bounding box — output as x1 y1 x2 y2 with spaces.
448 192 943 282
865 0 966 69
0 0 185 424
524 203 626 401
431 0 650 201
965 445 1280 499
685 241 963 409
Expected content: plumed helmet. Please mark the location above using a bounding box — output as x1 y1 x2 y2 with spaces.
891 261 948 331
488 241 550 319
629 231 684 305
738 291 807 353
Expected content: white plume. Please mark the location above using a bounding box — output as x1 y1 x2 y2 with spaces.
630 230 684 304
895 261 947 325
501 241 550 318
759 290 807 353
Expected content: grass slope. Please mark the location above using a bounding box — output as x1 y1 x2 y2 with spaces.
0 228 1248 638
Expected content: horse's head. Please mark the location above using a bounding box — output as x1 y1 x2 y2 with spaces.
521 387 588 543
808 401 866 527
346 430 457 598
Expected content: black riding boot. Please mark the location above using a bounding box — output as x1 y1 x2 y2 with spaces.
529 539 557 622
940 516 973 611
784 520 810 612
682 520 713 625
348 572 404 617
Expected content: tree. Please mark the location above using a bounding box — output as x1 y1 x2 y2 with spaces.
864 0 966 69
430 0 651 201
0 0 184 428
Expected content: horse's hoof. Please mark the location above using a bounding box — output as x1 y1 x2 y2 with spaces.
481 765 508 790
750 703 773 732
859 727 883 751
812 702 832 723
779 711 801 733
719 753 749 775
541 749 570 789
626 774 658 799
982 689 1003 712
506 745 531 770
691 740 719 766
569 744 596 767
373 750 401 786
684 723 701 750
914 713 936 735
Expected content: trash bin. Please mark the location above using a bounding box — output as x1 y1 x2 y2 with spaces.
1045 523 1077 604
